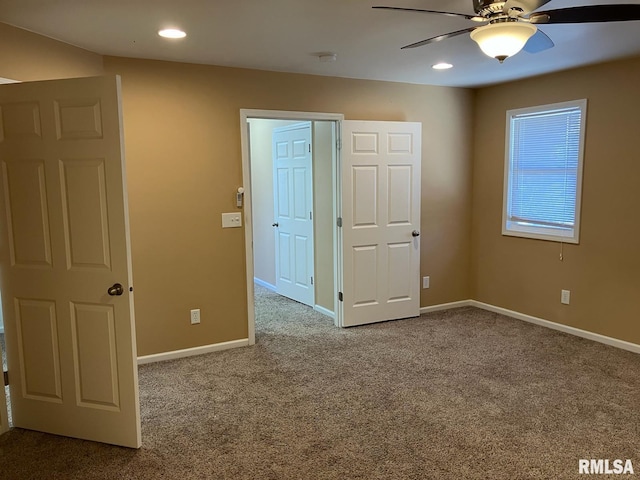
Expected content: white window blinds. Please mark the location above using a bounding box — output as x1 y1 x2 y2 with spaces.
503 100 587 243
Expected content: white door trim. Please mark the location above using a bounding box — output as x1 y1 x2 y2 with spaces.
240 109 344 345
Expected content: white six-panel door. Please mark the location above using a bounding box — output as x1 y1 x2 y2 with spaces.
0 76 141 448
273 123 315 307
340 121 421 327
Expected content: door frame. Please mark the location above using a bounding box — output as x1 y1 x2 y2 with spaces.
240 109 343 345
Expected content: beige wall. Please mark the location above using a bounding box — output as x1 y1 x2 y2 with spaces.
102 56 475 355
313 121 334 312
471 56 640 345
0 23 103 81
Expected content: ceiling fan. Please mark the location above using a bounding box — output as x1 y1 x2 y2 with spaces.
374 1 640 62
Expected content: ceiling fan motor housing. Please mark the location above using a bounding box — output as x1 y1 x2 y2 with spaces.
473 0 507 16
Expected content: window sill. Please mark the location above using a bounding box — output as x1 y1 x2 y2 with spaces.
502 223 579 244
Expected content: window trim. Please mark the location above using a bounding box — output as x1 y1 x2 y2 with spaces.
502 99 587 244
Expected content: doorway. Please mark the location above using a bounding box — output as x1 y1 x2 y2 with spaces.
246 117 339 332
241 110 344 344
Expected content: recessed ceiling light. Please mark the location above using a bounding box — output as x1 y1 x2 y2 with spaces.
432 62 453 70
158 29 186 39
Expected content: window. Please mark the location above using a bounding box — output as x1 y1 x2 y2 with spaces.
503 99 587 244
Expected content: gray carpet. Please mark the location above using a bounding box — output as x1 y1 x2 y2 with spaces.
1 286 639 479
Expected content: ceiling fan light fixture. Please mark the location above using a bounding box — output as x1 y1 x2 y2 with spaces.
470 22 537 62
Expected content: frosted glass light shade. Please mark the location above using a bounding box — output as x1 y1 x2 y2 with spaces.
470 22 537 62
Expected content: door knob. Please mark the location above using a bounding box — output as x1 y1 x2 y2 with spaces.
108 283 124 296
272 223 279 227
412 230 420 237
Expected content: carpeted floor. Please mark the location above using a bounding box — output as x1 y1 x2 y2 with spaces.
1 286 639 479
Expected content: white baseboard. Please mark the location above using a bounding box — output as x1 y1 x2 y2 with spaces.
420 300 472 314
137 339 249 365
419 298 640 354
314 305 335 319
254 278 276 291
470 301 640 355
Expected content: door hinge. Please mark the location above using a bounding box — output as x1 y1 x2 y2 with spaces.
338 292 343 302
337 217 342 227
310 211 313 220
337 139 342 150
3 371 8 386
309 144 311 153
311 276 314 285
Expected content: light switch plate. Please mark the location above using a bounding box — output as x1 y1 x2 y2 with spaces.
222 212 242 228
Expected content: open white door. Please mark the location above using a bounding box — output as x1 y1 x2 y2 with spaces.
340 121 421 327
0 76 141 448
273 123 315 307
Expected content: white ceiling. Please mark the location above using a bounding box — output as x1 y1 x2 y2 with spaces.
1 0 640 88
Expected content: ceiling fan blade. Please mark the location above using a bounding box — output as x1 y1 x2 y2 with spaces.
503 0 552 15
372 6 478 21
523 29 554 53
401 27 477 49
530 4 640 24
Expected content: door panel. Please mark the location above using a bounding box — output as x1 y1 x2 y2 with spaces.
387 242 412 301
2 159 53 266
15 299 62 401
54 98 103 140
0 76 141 448
0 102 42 139
293 168 307 220
276 169 290 218
273 123 314 306
70 302 119 410
388 165 412 225
294 235 309 287
341 121 421 327
353 166 378 226
352 245 378 307
278 232 291 281
60 158 111 269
